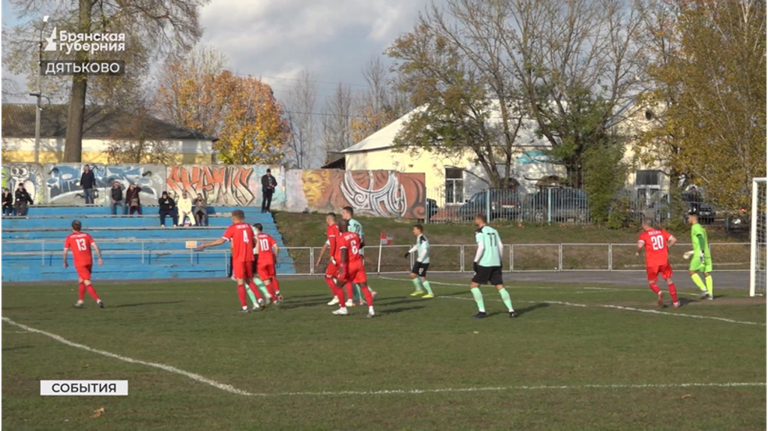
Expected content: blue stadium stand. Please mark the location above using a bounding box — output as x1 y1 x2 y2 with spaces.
2 206 296 282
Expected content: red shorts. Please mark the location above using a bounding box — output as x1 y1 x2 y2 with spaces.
339 261 367 284
75 264 92 281
646 263 673 281
258 262 276 281
232 260 254 280
325 260 338 278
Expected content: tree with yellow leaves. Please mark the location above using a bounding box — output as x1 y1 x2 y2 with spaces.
155 48 290 165
637 0 766 208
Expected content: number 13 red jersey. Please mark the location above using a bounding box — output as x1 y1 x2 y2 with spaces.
64 232 95 266
639 229 673 267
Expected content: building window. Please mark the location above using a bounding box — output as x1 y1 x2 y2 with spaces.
445 168 464 204
635 170 661 186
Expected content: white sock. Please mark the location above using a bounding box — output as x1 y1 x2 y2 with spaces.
242 306 248 311
369 306 374 313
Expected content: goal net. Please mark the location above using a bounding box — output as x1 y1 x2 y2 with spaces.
750 178 767 297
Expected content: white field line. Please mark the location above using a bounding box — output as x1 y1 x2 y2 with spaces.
2 317 764 398
377 277 765 327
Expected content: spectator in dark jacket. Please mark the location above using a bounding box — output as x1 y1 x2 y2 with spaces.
110 182 125 215
126 184 142 215
158 191 178 227
80 165 96 205
2 188 13 216
14 184 32 216
261 168 277 213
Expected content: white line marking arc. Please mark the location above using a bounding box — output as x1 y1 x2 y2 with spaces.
3 317 765 398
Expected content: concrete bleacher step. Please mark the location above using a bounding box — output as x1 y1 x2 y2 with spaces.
2 207 296 282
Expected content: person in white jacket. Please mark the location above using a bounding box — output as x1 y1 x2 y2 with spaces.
177 191 196 226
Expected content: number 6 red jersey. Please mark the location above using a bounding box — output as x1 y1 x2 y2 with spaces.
339 232 363 264
64 232 95 266
639 229 673 267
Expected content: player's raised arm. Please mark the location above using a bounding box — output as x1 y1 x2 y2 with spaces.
92 242 104 265
197 237 227 251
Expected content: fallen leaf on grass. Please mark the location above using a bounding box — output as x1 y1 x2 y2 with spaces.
681 394 692 399
91 407 105 418
473 331 479 334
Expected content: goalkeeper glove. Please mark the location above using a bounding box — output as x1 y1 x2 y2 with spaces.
404 252 410 259
699 250 705 264
473 262 479 273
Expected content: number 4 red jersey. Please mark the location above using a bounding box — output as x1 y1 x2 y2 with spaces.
639 229 673 267
64 232 95 266
339 232 363 264
223 223 255 263
256 233 277 264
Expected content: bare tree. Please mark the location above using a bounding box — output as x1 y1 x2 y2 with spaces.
4 0 209 162
285 69 318 168
321 82 354 163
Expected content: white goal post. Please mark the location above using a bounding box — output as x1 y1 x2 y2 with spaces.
749 177 767 297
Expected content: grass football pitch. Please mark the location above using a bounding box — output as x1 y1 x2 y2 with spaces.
2 275 766 430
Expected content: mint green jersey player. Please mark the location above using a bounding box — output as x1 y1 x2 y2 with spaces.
689 222 712 273
348 218 364 256
475 225 502 267
408 234 430 264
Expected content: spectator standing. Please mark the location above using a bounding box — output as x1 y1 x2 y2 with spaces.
158 192 178 227
110 182 125 215
178 191 196 226
194 194 208 226
261 168 277 213
125 184 142 215
80 165 96 205
2 188 13 216
14 184 32 216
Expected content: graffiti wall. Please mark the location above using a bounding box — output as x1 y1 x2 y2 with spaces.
285 170 426 219
42 163 167 205
1 163 45 204
1 163 426 219
166 165 285 207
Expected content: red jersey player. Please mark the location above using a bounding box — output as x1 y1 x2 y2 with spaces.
333 219 375 317
315 213 345 306
197 210 255 312
253 223 282 303
63 220 104 308
636 218 679 308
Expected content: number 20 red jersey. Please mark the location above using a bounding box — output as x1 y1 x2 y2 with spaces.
639 229 673 267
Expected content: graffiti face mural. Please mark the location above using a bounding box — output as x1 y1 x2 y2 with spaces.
290 170 426 219
1 164 45 204
43 163 166 205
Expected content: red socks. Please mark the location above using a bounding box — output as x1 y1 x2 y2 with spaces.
333 285 346 307
361 286 374 306
345 282 354 301
324 277 337 293
78 282 86 301
85 284 99 301
248 281 263 299
272 278 280 294
649 282 661 295
266 282 278 299
668 281 679 303
237 284 247 307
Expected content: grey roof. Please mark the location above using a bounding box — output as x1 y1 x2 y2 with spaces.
1 104 218 141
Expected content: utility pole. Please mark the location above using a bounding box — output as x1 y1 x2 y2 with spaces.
32 16 48 164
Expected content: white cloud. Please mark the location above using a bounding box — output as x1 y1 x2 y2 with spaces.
199 0 438 100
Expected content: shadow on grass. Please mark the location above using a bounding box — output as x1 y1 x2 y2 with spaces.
3 345 33 352
113 300 186 308
487 302 550 318
380 306 426 315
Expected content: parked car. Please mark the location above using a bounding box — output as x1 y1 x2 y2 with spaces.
455 189 522 221
526 187 589 223
682 191 716 224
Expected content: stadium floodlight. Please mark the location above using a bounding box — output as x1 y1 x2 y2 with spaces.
749 177 767 297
